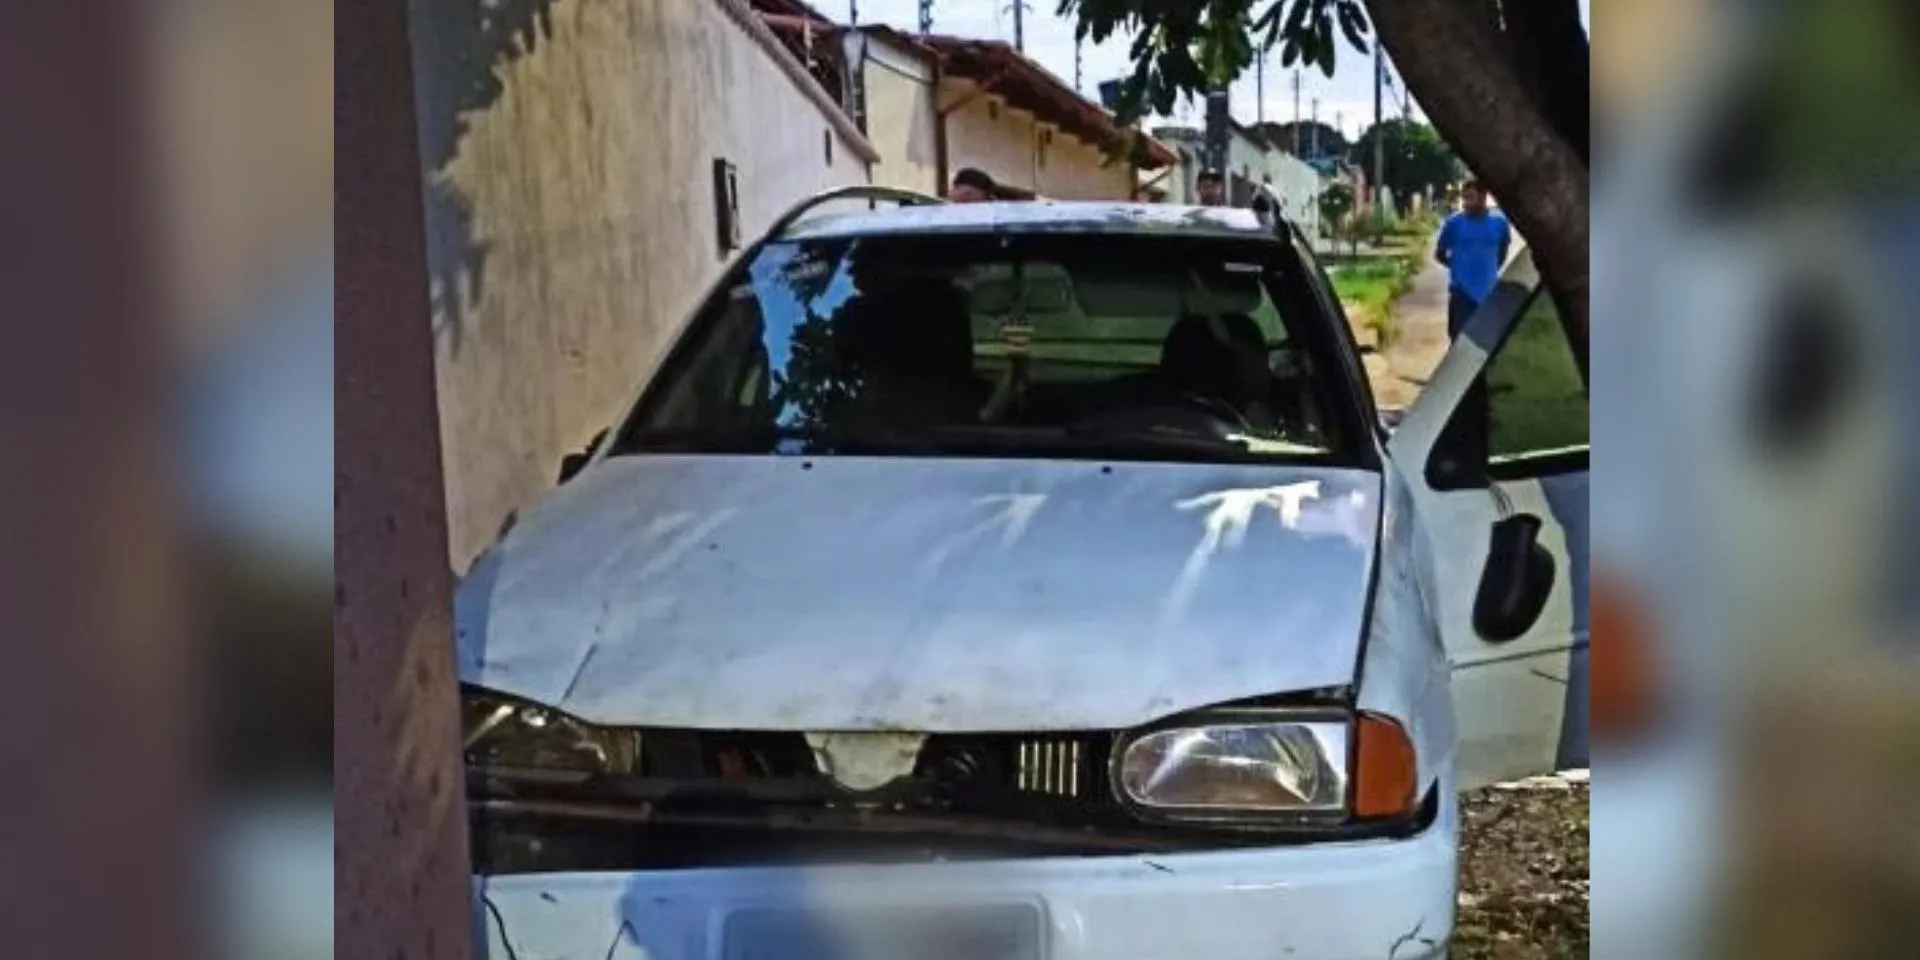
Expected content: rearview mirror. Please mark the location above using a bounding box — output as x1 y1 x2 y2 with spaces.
1473 513 1556 642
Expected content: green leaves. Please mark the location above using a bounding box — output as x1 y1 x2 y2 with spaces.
1349 119 1462 200
1064 0 1374 122
1318 180 1355 223
1274 0 1367 78
1336 1 1370 54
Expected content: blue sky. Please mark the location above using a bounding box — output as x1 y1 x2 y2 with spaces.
852 0 1590 140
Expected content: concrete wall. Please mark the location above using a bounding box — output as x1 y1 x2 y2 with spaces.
855 36 941 195
1263 147 1326 237
941 79 1135 201
1226 130 1269 203
1153 140 1201 204
1150 129 1324 238
409 0 874 569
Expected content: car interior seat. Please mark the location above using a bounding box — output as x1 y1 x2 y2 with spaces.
854 279 982 425
1158 312 1277 427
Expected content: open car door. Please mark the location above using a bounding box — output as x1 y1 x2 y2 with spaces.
1387 247 1591 791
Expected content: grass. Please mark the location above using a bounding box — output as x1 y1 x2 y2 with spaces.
1326 238 1427 347
1387 211 1443 240
1487 292 1589 458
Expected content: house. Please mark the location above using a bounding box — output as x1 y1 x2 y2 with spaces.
841 27 1177 200
1148 124 1327 237
1250 120 1350 170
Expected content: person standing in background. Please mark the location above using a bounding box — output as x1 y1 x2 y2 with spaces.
948 168 997 203
1195 170 1227 207
949 168 1043 203
1434 180 1512 338
1430 179 1507 476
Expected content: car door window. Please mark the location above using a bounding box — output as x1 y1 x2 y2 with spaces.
1487 289 1589 472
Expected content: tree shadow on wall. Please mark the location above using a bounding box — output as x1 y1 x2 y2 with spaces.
409 0 560 359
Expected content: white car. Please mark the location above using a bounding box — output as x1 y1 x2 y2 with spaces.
456 189 1591 960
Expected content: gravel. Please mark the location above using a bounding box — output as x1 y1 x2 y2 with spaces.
1453 774 1591 959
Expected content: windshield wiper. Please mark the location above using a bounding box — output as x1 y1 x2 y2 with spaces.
617 423 1329 463
617 424 947 456
1062 423 1258 456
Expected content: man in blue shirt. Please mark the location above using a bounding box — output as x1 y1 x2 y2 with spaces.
1435 180 1512 337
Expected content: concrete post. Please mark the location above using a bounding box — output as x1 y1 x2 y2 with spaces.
336 0 475 957
1203 86 1231 180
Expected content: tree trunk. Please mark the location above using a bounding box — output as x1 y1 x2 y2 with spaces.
1502 0 1591 166
1365 0 1589 346
337 0 477 956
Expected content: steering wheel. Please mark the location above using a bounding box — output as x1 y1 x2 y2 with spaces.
1174 392 1254 432
1070 392 1251 440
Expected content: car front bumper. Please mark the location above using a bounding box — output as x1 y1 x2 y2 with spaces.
473 794 1457 960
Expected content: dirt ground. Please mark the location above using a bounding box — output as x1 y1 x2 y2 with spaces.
1455 775 1591 959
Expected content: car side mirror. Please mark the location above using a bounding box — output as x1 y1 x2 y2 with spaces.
557 428 609 484
1473 513 1556 642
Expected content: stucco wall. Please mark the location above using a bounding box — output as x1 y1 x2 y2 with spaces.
941 79 1135 201
1036 132 1135 200
409 0 873 569
856 37 941 195
941 83 1037 193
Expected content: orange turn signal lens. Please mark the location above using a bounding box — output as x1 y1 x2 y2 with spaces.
1353 712 1418 819
1590 572 1656 742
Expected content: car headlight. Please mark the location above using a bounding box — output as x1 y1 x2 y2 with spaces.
1112 711 1418 824
462 689 637 774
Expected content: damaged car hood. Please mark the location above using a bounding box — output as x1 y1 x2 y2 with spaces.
457 455 1381 731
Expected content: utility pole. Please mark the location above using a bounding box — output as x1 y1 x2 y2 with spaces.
1373 43 1387 226
1255 51 1266 124
849 0 858 24
918 0 933 33
1204 84 1231 183
1006 0 1028 52
1075 38 1083 91
1311 97 1320 157
1292 70 1302 154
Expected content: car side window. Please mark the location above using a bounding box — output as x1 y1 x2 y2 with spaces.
1487 288 1588 465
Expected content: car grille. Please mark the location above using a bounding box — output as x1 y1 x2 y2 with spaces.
469 725 1439 873
923 732 1113 806
1015 736 1088 796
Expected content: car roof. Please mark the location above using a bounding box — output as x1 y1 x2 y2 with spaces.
783 200 1278 242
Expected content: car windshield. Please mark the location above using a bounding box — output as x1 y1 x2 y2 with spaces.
607 232 1357 464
